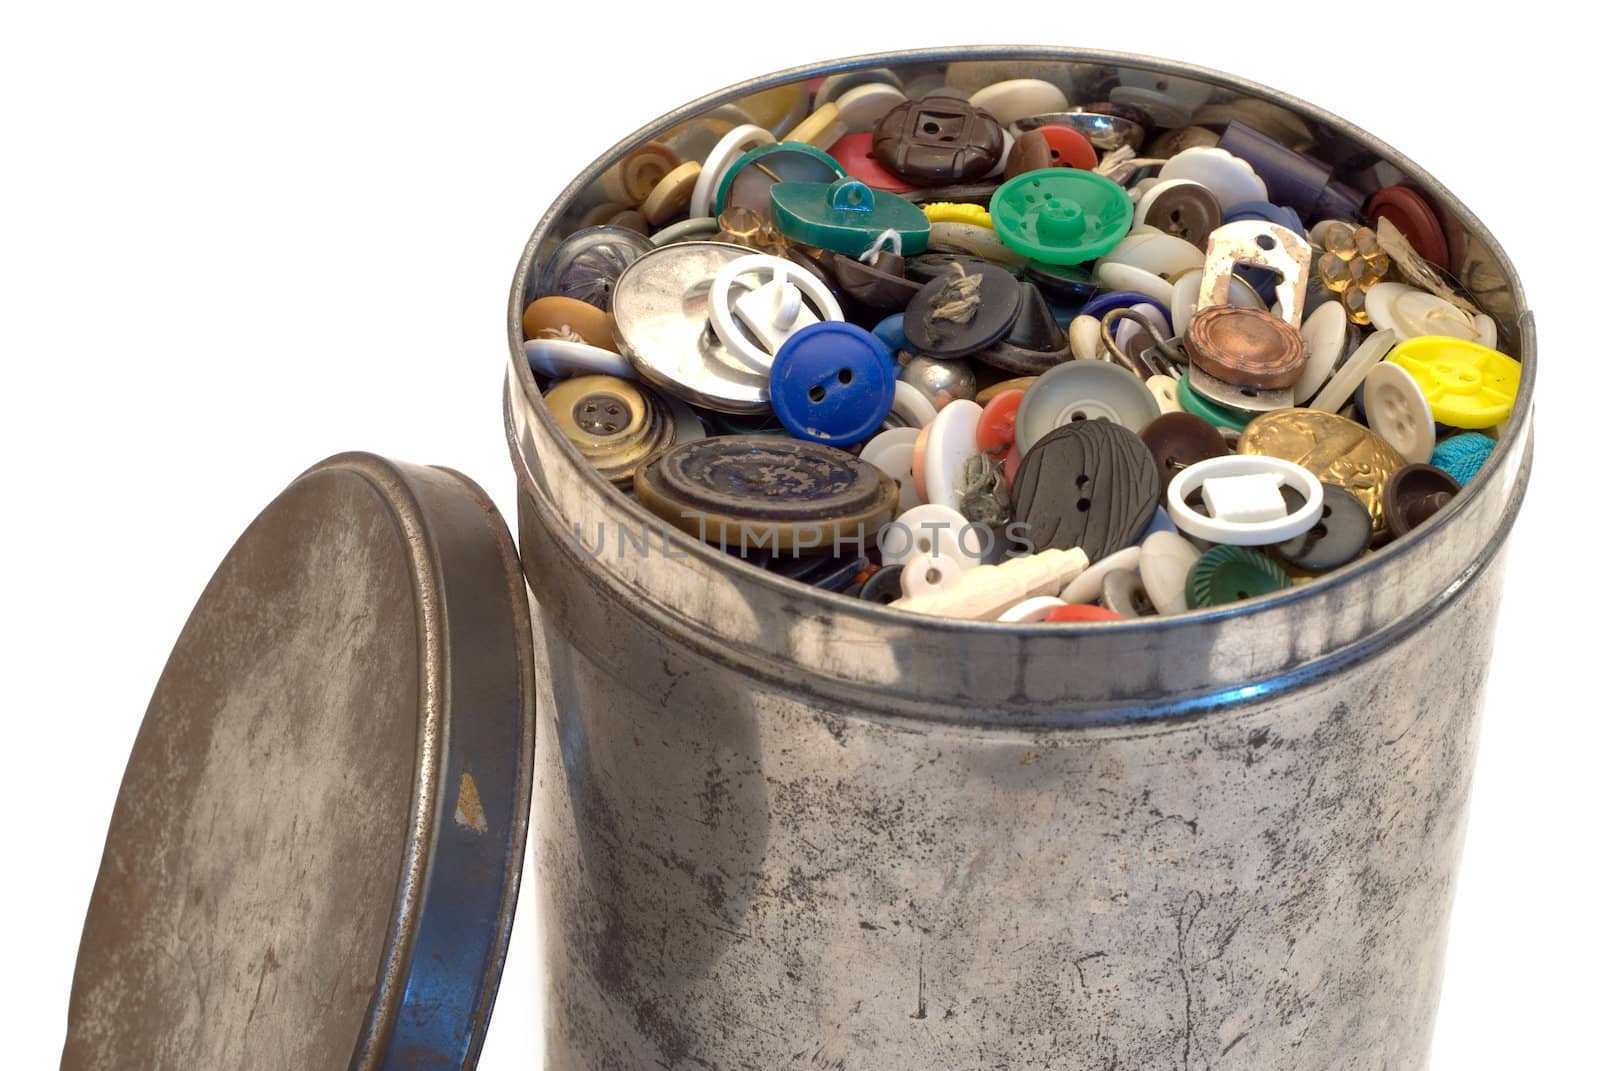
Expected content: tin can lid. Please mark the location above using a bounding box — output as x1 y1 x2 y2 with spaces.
63 453 535 1070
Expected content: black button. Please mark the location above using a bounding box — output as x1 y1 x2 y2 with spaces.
1011 420 1159 560
904 260 1022 358
1271 483 1372 571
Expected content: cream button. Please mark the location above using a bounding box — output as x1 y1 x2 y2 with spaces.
1060 545 1142 604
1363 361 1436 463
880 502 984 570
968 78 1070 126
1138 530 1202 616
900 550 967 599
997 595 1069 623
859 426 924 515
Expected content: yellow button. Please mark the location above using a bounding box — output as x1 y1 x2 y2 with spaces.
922 202 993 228
1384 335 1520 429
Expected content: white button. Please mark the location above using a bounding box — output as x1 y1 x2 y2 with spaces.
923 399 983 511
1100 230 1206 280
1146 374 1181 413
1365 282 1492 344
524 337 634 380
891 380 938 428
1138 530 1201 616
1157 147 1268 211
707 254 842 373
1167 456 1324 546
835 82 909 134
1091 260 1174 306
900 550 967 599
1060 545 1142 603
1363 361 1436 463
892 548 1090 620
1294 301 1350 404
997 595 1068 623
690 124 776 219
1202 472 1290 525
859 427 924 515
1170 268 1262 337
1309 328 1396 413
968 78 1070 126
881 502 984 570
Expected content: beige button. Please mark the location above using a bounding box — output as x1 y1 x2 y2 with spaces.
521 295 619 352
600 141 681 205
1362 361 1436 463
545 375 674 488
640 161 702 226
789 101 848 150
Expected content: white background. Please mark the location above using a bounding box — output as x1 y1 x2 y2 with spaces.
3 5 1591 1067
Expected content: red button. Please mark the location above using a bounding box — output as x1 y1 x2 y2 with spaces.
976 389 1025 468
830 132 917 194
1368 185 1449 267
1046 603 1124 622
1033 125 1099 171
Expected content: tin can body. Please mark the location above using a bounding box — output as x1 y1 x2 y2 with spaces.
506 50 1534 1070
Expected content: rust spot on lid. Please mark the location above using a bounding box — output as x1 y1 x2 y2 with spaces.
454 772 488 835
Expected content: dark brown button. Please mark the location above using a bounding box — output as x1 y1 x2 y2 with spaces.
1140 179 1222 248
1138 412 1228 496
1271 482 1372 571
1011 420 1159 561
1185 305 1307 389
1382 463 1460 538
904 260 1022 358
1003 129 1054 181
872 98 1006 186
634 436 898 556
828 250 923 310
976 281 1070 375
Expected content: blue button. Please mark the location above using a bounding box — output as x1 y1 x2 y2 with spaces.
770 322 897 446
871 312 915 358
1224 200 1307 238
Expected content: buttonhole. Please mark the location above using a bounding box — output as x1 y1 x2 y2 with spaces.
838 368 853 385
1075 474 1090 488
809 385 826 402
925 566 943 584
922 122 939 134
1070 410 1087 421
916 537 932 553
1076 498 1091 512
1256 234 1277 251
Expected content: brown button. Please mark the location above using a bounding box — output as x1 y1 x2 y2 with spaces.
1185 305 1307 389
1138 412 1229 496
872 98 1005 186
599 140 680 205
522 295 619 352
829 250 922 310
1382 463 1460 538
1140 179 1222 248
1003 129 1054 181
546 375 674 489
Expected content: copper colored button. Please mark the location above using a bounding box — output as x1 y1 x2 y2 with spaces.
872 98 1006 186
1004 129 1053 180
1184 305 1307 389
635 436 899 556
1138 412 1228 496
522 295 619 352
1139 179 1222 248
1382 462 1460 538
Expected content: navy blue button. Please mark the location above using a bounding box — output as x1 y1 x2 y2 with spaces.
1081 289 1173 327
1223 200 1307 238
770 322 897 446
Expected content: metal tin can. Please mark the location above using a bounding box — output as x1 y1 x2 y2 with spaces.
505 49 1534 1069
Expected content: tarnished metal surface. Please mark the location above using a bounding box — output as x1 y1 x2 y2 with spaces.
64 455 535 1070
504 49 1535 1070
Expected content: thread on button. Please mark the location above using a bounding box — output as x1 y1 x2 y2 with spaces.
927 262 982 338
860 229 904 264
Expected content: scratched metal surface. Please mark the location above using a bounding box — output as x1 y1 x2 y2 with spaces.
64 455 535 1071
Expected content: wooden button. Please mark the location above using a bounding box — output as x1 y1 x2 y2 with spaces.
521 295 619 352
1011 420 1159 561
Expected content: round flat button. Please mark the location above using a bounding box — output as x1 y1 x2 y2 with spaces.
1139 529 1201 616
830 131 918 193
716 141 847 217
816 68 905 107
1270 483 1371 572
922 399 983 511
1184 305 1307 389
1100 230 1206 280
860 426 924 514
976 389 1025 467
1157 147 1268 212
1032 124 1098 170
1011 420 1159 560
1382 463 1460 538
1364 282 1491 345
977 376 1039 405
1060 544 1142 604
881 502 986 569
640 160 702 226
600 140 680 205
968 78 1069 126
521 295 619 351
1133 179 1223 249
769 322 896 446
536 225 654 311
903 260 1022 358
1430 432 1495 485
835 82 909 134
524 337 634 380
990 169 1135 265
1236 408 1406 534
1383 335 1520 429
1101 567 1158 617
1368 185 1449 266
1004 129 1054 181
872 97 1006 185
635 436 898 555
1046 603 1124 622
1015 361 1162 453
1092 260 1173 306
545 374 674 488
1185 545 1293 609
1294 300 1350 404
1139 412 1228 496
1362 361 1436 463
690 124 776 219
900 549 965 599
611 241 772 413
891 379 938 427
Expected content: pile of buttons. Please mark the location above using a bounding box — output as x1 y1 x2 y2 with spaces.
523 66 1520 621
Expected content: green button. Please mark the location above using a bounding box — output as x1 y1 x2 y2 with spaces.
1185 545 1292 609
770 177 931 257
1177 373 1253 433
989 169 1134 265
